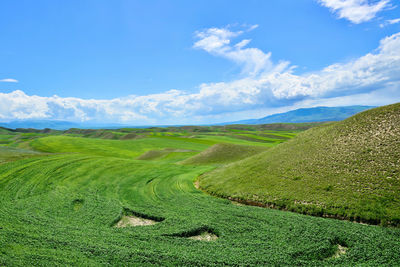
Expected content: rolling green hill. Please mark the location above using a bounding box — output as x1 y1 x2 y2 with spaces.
199 103 400 226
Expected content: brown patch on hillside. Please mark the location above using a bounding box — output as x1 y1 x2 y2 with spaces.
137 148 196 160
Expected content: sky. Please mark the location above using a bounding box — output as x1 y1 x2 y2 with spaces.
0 0 400 125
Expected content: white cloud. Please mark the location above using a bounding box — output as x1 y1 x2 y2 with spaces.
193 25 289 76
235 39 251 49
0 78 18 83
387 18 400 24
247 24 259 31
380 17 400 27
1 27 400 125
266 32 400 99
318 0 390 24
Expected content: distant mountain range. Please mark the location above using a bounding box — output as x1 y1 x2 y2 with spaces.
0 106 376 130
223 106 375 125
0 120 79 130
0 120 127 130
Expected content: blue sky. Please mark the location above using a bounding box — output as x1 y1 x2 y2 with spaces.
1 0 400 124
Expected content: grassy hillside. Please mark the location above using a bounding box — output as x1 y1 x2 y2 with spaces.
199 103 400 226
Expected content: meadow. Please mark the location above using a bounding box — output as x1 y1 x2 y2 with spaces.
0 123 399 266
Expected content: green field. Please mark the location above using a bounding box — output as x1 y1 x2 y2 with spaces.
0 123 400 265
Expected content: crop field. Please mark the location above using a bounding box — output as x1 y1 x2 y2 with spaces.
0 124 400 265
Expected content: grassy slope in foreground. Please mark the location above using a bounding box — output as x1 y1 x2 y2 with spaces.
199 103 400 226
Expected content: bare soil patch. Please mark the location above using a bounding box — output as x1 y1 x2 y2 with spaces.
194 180 200 189
115 215 157 227
169 226 219 241
188 231 218 241
230 200 245 206
332 244 348 258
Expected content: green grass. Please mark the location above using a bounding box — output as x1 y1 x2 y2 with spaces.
199 103 400 226
30 135 209 158
0 122 399 265
0 134 15 145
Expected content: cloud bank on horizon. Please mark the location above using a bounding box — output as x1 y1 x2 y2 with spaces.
1 1 400 125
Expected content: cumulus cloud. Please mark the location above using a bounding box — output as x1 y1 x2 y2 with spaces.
318 0 391 24
267 32 400 99
193 25 289 76
0 78 18 83
1 26 400 125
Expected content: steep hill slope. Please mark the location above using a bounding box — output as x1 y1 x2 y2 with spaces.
199 103 400 226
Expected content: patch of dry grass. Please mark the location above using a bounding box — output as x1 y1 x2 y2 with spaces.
180 143 268 165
